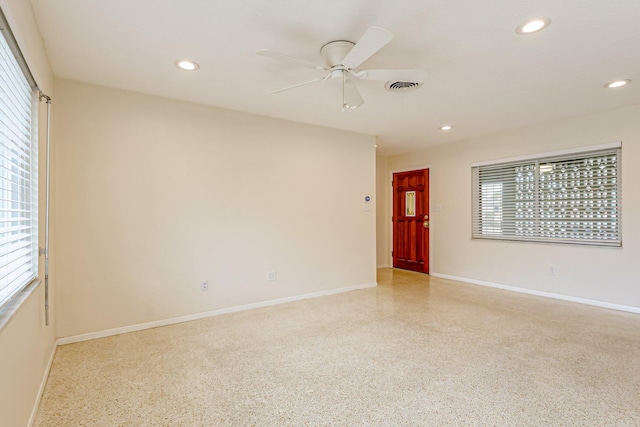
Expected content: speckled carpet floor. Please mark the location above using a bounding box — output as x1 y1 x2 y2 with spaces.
35 269 640 426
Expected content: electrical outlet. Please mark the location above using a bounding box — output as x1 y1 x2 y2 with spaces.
267 271 277 281
200 280 208 291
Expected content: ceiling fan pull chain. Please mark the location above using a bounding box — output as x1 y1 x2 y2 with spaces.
342 71 346 111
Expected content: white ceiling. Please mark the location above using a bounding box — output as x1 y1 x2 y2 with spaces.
29 0 640 155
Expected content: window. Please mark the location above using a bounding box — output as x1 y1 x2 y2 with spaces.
0 15 39 308
472 145 621 246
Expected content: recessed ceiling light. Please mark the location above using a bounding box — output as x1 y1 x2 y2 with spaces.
175 59 199 71
440 125 452 131
605 79 631 88
516 17 551 35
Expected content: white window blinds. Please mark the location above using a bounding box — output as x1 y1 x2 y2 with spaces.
472 147 621 247
0 23 38 307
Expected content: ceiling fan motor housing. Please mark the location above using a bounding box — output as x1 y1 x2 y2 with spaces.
320 40 356 68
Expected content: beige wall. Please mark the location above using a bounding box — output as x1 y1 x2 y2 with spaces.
378 104 640 309
54 79 377 338
0 0 56 426
375 154 390 267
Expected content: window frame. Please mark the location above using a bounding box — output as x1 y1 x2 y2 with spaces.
471 142 622 247
0 7 40 315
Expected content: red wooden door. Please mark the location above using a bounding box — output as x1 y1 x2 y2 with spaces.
393 169 430 273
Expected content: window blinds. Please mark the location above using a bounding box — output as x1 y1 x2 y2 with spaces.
0 25 38 307
472 148 621 247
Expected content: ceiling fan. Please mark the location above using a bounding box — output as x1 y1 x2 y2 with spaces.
257 26 427 110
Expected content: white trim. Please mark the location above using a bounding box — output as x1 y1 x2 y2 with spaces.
28 341 57 427
430 272 640 314
57 282 377 345
377 264 391 268
470 141 622 167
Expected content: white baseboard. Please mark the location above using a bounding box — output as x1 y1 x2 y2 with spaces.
28 341 57 427
377 264 391 269
430 272 640 314
57 282 377 345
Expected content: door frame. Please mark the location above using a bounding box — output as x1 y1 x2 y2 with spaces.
388 165 432 272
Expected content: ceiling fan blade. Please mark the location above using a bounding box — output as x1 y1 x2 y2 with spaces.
256 49 326 70
270 74 330 94
353 69 428 83
343 79 364 109
342 26 393 69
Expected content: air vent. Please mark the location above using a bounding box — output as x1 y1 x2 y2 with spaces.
384 81 423 92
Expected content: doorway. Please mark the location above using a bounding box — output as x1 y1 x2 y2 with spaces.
392 168 429 273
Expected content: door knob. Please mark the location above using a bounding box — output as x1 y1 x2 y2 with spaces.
423 221 430 228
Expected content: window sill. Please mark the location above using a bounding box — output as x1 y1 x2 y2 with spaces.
0 278 42 333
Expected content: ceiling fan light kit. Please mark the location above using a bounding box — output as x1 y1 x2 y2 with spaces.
257 26 427 109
